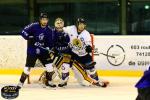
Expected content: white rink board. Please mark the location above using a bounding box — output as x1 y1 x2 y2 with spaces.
94 36 150 70
0 35 150 71
0 36 26 68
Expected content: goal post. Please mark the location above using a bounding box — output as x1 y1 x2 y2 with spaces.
90 34 95 61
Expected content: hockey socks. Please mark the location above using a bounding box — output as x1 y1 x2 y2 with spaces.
17 72 29 89
45 71 56 87
89 72 99 81
20 72 28 83
58 72 69 87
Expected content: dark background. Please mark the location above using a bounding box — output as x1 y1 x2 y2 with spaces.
0 0 150 35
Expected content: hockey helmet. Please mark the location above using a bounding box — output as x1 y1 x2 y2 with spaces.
39 13 49 19
76 18 86 25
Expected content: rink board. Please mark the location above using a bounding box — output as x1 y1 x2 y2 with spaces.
0 35 148 76
0 69 143 77
93 36 150 71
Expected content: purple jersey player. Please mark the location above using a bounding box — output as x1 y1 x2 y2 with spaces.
135 67 150 100
17 13 57 89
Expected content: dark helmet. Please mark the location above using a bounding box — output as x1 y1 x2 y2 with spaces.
76 18 86 25
39 13 49 19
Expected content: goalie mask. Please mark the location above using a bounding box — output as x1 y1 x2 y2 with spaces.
54 18 64 32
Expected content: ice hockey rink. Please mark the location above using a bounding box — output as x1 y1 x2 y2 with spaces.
0 75 140 100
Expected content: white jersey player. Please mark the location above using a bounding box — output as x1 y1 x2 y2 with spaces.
58 18 109 87
64 25 91 57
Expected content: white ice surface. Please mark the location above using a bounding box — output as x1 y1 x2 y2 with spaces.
0 75 140 100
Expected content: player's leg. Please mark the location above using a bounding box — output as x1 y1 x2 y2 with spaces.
58 63 70 87
39 53 57 88
78 54 108 87
56 53 106 87
38 54 64 85
72 60 95 86
136 88 150 100
56 54 72 87
68 52 96 86
17 54 37 89
136 89 142 100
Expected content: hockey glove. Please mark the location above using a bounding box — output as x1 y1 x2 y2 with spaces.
86 45 92 53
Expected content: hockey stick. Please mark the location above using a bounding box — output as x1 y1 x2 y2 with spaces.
27 44 62 84
35 45 62 78
34 43 55 54
99 53 115 58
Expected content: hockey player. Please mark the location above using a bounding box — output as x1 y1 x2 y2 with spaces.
34 18 71 85
53 18 70 55
39 18 109 87
52 18 71 84
39 18 100 87
135 67 150 100
41 18 71 83
58 18 108 87
51 18 101 87
17 13 57 89
40 17 72 86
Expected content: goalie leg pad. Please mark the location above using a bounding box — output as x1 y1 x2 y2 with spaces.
62 63 70 73
60 63 70 84
45 63 54 72
63 54 71 63
53 54 71 69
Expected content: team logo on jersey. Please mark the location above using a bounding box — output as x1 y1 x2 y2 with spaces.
39 33 44 40
72 38 82 48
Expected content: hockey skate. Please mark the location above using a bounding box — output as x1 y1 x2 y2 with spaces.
58 81 67 87
16 82 23 90
45 80 56 88
93 80 109 88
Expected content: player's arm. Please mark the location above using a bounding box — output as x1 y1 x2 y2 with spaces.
84 31 92 53
62 27 68 34
63 26 71 35
21 23 35 40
